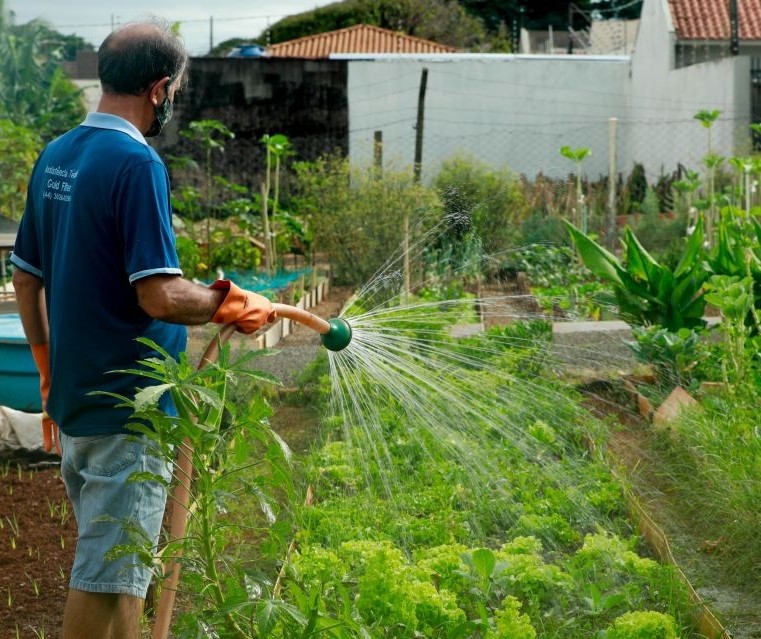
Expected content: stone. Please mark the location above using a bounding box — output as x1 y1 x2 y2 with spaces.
653 386 698 429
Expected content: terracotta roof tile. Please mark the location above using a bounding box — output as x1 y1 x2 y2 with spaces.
266 23 456 58
669 0 761 41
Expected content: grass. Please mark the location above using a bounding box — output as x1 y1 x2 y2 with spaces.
647 393 761 596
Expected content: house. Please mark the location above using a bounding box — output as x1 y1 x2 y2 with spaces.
628 0 752 174
520 20 639 56
266 24 456 58
668 0 761 67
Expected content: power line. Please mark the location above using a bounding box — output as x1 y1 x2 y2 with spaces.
52 13 286 30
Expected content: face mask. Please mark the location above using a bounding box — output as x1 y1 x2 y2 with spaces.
145 93 173 138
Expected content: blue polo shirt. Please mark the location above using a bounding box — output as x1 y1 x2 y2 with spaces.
11 113 187 436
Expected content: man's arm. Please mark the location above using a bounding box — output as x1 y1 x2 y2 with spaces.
12 268 48 345
135 275 225 325
135 275 276 333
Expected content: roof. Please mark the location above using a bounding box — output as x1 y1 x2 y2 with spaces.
266 23 456 58
668 0 761 41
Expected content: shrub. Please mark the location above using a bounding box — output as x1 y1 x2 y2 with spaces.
0 120 42 221
295 155 440 286
175 235 203 279
210 231 262 272
434 154 529 255
340 540 466 634
486 596 536 639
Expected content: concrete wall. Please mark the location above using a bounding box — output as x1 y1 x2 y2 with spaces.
151 57 349 189
346 54 631 182
344 0 753 183
627 0 751 179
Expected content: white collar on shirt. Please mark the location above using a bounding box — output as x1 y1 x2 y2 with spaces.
81 112 147 146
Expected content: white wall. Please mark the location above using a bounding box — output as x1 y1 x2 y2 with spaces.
347 54 631 182
344 0 752 183
627 0 751 179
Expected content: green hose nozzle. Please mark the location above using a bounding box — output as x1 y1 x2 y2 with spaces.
321 318 353 352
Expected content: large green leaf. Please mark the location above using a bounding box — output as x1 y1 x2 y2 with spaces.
565 221 624 286
673 215 704 278
671 272 706 314
624 226 661 283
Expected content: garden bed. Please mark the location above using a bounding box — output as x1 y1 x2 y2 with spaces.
0 460 75 639
0 284 352 639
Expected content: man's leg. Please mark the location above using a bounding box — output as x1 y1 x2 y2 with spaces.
62 589 144 639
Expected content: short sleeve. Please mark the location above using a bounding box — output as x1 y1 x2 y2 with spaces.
115 159 182 284
10 180 43 278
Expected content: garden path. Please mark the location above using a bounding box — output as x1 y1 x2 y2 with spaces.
587 385 761 639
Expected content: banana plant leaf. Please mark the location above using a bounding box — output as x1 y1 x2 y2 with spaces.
564 221 624 286
566 219 709 331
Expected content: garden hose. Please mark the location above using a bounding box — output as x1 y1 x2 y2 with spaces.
271 302 353 352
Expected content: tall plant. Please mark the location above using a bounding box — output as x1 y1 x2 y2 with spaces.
179 119 235 276
101 340 304 638
694 109 722 246
560 146 591 233
260 133 293 274
706 208 761 332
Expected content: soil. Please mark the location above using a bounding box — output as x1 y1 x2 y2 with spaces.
0 457 76 639
0 285 352 639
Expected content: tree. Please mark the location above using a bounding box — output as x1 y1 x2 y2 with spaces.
0 119 42 221
36 25 94 61
0 0 86 141
592 0 643 20
459 0 595 32
265 0 486 51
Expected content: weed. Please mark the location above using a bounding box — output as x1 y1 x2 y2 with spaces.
6 512 20 537
25 573 40 597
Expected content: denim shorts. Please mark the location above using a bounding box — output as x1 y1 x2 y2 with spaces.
60 432 173 598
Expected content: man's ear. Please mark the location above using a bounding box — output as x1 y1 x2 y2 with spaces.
149 76 170 106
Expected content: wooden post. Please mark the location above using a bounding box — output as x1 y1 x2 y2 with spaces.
413 68 428 183
408 68 428 299
374 130 383 175
607 117 618 250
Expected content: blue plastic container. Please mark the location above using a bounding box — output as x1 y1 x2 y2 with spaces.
0 314 41 412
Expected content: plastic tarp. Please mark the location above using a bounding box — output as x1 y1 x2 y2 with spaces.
0 406 43 451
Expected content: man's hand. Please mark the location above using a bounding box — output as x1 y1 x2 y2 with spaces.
30 343 61 456
210 280 276 334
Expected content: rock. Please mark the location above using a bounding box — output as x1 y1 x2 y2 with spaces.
653 386 698 430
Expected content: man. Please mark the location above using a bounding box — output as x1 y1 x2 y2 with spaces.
11 21 273 639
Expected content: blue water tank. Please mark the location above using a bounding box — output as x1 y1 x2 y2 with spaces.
0 314 41 411
226 44 266 58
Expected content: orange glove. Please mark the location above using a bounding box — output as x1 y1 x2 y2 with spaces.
29 343 61 456
209 280 276 334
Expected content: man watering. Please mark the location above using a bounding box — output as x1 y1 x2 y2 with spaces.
11 20 272 639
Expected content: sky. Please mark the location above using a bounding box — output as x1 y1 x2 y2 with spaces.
8 1 337 56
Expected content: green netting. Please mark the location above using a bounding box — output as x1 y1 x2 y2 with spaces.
216 268 313 294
